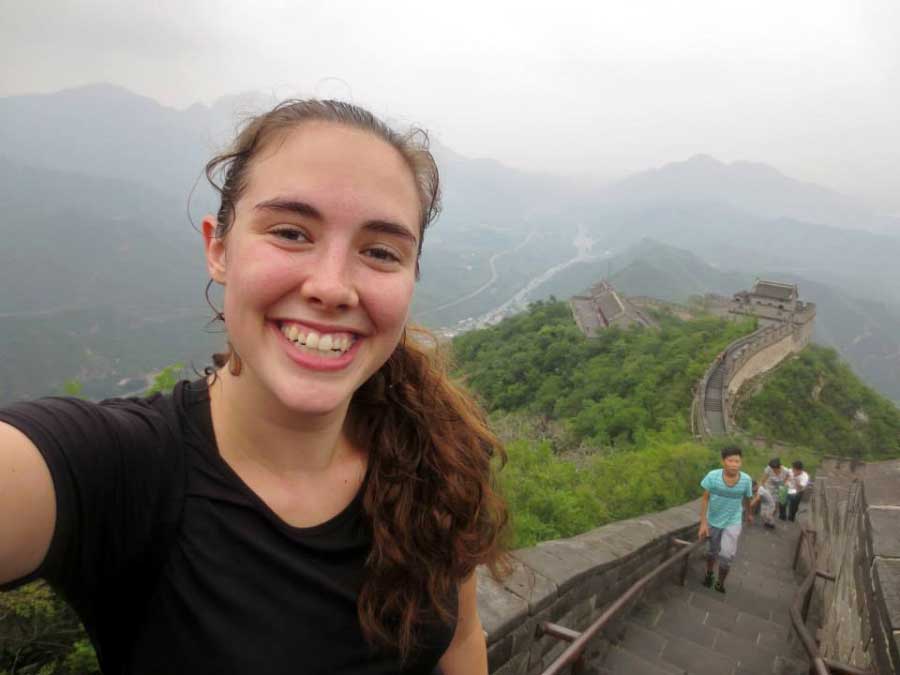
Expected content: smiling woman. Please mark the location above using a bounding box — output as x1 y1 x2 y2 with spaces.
0 100 509 675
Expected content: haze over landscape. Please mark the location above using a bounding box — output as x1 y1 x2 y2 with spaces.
4 5 900 672
1 1 899 406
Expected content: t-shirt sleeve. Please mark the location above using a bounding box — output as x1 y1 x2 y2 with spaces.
700 470 714 491
0 395 182 603
744 475 753 498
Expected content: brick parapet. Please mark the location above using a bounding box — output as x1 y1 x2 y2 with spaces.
811 458 900 675
477 499 701 674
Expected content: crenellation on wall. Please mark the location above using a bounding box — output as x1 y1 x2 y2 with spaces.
810 458 900 675
478 499 702 673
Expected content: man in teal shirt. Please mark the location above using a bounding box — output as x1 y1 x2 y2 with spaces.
699 446 753 592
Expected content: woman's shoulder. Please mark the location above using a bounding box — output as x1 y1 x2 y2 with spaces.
99 378 207 431
0 379 203 469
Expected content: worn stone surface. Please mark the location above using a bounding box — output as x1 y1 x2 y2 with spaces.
477 566 529 641
809 459 900 675
874 558 900 630
867 508 900 558
497 556 557 614
562 534 622 568
510 540 598 593
492 650 528 675
487 633 514 673
861 460 900 507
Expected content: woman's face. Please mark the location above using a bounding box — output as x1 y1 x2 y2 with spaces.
203 121 421 417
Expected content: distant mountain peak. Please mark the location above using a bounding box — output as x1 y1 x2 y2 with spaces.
609 153 883 231
682 154 725 167
57 82 135 97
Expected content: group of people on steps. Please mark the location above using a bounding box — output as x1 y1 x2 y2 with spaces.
698 447 810 594
753 457 810 527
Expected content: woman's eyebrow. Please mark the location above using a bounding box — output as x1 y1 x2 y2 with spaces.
363 220 418 245
255 197 417 244
255 197 322 220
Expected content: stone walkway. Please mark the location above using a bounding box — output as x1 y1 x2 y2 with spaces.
703 361 726 435
591 517 810 675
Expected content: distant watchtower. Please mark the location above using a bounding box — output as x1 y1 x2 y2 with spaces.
570 281 657 337
726 279 816 346
732 279 799 318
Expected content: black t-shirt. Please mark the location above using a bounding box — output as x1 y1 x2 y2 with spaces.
0 380 454 674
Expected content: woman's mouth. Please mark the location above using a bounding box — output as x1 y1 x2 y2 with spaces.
276 321 358 360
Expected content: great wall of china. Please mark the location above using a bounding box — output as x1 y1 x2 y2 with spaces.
692 281 817 438
476 280 900 674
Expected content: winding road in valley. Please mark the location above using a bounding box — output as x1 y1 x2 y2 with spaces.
424 224 611 335
415 230 539 318
470 226 605 328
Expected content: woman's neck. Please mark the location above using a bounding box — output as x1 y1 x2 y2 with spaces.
208 368 353 477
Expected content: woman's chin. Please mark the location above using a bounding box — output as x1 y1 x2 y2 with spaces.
270 383 353 418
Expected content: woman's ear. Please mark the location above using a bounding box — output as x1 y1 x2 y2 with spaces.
203 215 227 284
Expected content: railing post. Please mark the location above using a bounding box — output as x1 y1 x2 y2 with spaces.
802 585 812 624
571 654 585 674
793 529 805 570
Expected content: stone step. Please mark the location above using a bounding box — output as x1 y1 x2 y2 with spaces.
682 572 795 621
596 643 685 675
659 578 793 631
629 588 806 666
611 614 808 675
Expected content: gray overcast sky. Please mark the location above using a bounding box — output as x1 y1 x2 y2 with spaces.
2 0 899 209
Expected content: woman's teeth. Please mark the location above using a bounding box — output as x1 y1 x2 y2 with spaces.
279 323 354 358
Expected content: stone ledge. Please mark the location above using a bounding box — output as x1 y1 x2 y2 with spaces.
814 459 900 675
874 558 900 631
867 508 900 559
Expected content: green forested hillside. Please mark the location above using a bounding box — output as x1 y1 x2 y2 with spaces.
453 299 755 446
736 345 900 458
452 300 759 547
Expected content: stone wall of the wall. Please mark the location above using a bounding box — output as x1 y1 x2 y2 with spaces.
693 298 816 437
726 328 798 396
476 499 701 675
809 459 900 675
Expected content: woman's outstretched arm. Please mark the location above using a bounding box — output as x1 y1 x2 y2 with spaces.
437 573 487 675
0 422 55 585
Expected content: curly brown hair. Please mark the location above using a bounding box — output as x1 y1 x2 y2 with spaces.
204 99 509 658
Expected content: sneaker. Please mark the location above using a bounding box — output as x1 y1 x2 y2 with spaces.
764 522 775 530
702 571 715 588
714 580 726 593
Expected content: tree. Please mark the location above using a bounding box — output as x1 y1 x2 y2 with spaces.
144 363 184 396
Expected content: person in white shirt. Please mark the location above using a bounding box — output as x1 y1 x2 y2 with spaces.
752 457 789 529
786 460 809 522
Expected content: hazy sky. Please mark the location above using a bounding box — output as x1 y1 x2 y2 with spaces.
3 0 899 208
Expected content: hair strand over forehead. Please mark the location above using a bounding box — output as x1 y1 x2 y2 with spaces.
204 99 441 265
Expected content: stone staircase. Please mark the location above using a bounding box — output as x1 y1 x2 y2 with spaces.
703 363 726 434
590 518 809 675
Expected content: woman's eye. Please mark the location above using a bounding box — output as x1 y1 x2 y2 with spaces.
271 227 310 243
365 247 401 264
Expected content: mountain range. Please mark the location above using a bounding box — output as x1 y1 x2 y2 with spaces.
1 84 898 404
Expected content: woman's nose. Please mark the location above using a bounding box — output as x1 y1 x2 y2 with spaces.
299 249 359 310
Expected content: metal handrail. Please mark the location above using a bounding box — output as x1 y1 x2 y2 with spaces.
537 536 703 675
